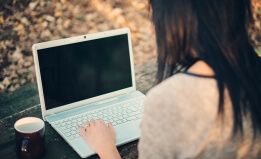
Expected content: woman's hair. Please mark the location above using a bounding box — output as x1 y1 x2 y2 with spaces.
149 0 261 136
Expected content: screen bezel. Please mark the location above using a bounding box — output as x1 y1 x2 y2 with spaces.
32 28 136 120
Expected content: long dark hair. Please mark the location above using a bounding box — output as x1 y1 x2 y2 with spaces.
149 0 261 136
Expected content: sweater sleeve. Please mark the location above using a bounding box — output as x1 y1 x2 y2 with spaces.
138 88 176 159
138 75 218 159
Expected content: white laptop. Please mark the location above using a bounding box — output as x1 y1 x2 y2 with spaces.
32 28 145 158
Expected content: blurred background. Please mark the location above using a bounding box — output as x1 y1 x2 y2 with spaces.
0 0 260 93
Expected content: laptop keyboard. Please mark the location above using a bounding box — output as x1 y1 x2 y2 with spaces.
52 97 145 141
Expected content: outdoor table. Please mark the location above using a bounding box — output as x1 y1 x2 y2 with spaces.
0 59 156 159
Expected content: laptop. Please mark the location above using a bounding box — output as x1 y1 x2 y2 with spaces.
32 28 145 158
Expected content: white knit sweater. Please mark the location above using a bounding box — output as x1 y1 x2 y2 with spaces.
138 73 261 159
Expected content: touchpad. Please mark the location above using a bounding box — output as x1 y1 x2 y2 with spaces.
115 120 141 144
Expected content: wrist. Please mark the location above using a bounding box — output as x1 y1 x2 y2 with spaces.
98 145 121 159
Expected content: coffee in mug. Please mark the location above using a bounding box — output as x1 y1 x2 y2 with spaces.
14 117 45 159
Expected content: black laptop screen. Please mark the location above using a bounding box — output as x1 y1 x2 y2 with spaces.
37 34 132 110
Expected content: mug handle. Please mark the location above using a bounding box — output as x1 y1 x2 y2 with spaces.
21 138 30 158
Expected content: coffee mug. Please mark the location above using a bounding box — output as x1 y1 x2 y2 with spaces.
14 117 45 159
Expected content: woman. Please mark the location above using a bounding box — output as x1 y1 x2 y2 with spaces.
78 0 261 158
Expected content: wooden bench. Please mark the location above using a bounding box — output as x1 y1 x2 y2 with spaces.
0 59 156 159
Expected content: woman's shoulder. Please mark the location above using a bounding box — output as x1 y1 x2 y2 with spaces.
148 72 217 99
146 74 218 119
147 60 217 100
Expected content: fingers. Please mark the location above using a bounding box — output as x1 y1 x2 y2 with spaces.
108 122 114 129
78 126 86 136
78 119 110 133
90 119 95 126
96 119 106 126
108 122 115 133
108 122 116 141
84 121 90 129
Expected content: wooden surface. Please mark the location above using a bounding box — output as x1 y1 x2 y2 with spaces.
0 59 157 159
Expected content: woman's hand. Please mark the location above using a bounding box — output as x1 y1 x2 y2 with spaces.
78 119 121 159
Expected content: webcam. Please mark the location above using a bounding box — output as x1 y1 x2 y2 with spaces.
84 36 86 39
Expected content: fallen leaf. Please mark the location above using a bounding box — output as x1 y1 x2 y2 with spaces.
40 29 52 39
63 19 71 29
24 61 32 67
41 21 48 29
55 10 62 17
21 17 30 25
0 15 4 24
2 77 11 87
45 15 55 22
8 85 16 92
0 83 4 91
60 0 67 3
12 47 23 62
20 79 26 85
29 1 39 11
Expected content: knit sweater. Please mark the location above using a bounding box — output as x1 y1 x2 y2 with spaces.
138 73 261 159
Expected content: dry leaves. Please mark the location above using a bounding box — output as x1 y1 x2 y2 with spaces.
250 0 261 47
0 0 156 93
0 0 260 93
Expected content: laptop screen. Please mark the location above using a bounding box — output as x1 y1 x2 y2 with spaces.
37 34 132 110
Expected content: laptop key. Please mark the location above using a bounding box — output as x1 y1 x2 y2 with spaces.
61 122 66 127
62 129 70 134
66 120 72 125
64 132 71 137
71 131 77 135
93 116 99 120
117 120 123 125
71 122 77 127
71 119 77 123
59 126 67 130
74 133 80 139
68 136 75 140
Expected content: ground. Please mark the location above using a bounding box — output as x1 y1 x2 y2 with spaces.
0 0 260 93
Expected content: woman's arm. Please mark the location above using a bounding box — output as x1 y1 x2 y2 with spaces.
78 119 121 159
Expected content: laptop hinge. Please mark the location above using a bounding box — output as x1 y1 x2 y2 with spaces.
50 112 57 116
97 97 118 105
